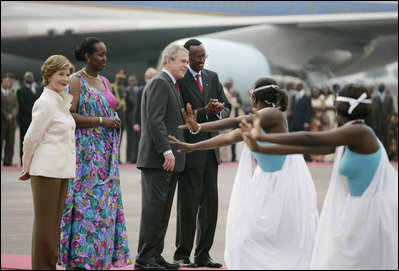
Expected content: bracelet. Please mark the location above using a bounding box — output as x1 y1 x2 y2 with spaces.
99 116 103 125
189 123 201 135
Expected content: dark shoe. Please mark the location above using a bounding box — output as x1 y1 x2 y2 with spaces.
134 261 167 270
174 258 197 268
156 257 180 270
195 258 222 268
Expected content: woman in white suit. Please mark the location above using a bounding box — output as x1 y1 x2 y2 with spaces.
19 55 76 270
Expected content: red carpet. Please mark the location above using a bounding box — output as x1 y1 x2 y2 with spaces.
1 254 227 270
2 161 398 171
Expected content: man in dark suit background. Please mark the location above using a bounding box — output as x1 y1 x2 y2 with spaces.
287 82 312 161
1 72 18 166
135 44 188 270
287 82 313 132
173 39 231 268
372 83 395 155
17 71 42 165
125 74 141 163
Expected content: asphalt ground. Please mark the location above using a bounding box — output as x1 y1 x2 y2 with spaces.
2 137 397 266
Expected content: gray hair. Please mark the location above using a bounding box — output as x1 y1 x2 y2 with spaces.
161 43 188 66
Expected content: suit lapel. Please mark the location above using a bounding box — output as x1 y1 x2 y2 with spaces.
162 72 184 114
201 71 210 103
184 72 204 104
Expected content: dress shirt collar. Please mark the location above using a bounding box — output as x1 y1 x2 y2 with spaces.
379 91 386 102
162 68 177 85
296 89 305 100
1 87 11 96
25 83 36 94
188 65 202 79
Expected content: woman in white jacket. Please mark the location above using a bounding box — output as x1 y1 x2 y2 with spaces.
19 55 75 270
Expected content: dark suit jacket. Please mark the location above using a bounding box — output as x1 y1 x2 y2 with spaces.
288 94 313 132
17 84 42 130
133 85 144 126
178 69 231 168
137 71 186 172
125 85 138 126
1 88 19 129
372 94 395 131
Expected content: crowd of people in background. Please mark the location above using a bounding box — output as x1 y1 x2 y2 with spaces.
220 79 398 163
1 71 398 167
1 66 158 167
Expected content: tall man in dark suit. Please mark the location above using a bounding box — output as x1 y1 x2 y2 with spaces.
287 82 312 132
287 82 312 161
125 74 141 163
17 71 42 165
173 39 231 268
372 83 395 155
1 72 18 166
135 44 189 270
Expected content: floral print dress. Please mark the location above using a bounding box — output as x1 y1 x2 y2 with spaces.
58 74 132 270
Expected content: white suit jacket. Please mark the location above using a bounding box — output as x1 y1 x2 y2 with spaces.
22 87 76 178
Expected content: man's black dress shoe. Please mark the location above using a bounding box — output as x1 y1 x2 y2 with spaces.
174 258 197 268
195 258 222 268
156 257 180 270
134 261 167 270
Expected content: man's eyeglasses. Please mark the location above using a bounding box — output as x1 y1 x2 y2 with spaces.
190 55 208 61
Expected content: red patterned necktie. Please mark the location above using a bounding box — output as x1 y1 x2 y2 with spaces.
175 82 180 96
195 74 203 95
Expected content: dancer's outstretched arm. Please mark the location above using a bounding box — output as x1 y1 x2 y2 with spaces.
240 110 375 149
180 103 249 132
241 131 335 155
169 129 242 153
240 112 379 154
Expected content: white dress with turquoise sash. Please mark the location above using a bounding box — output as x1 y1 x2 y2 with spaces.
224 144 319 270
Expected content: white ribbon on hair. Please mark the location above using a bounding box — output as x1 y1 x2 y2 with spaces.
335 92 371 114
253 84 279 93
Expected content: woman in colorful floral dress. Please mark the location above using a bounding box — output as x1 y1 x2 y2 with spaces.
58 37 132 270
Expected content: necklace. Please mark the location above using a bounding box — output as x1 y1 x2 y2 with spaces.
82 69 100 79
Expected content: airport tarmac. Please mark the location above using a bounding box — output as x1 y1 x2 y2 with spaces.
5 143 396 267
1 130 398 267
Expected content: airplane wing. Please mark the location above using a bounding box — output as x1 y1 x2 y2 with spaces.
203 12 398 80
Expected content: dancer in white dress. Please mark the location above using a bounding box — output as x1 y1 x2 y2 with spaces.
169 77 319 270
241 83 398 270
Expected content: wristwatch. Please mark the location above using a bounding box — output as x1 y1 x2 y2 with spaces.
99 116 103 125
